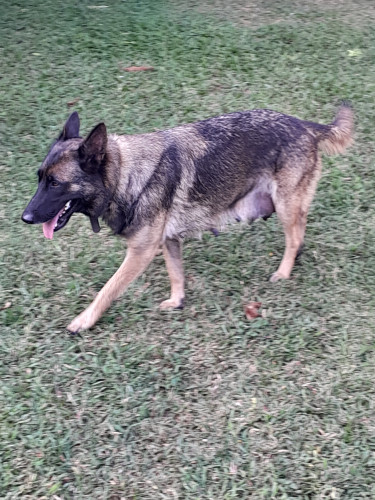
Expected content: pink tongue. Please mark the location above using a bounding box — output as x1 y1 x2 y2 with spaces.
42 208 64 240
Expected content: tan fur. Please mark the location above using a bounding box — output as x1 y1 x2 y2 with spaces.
318 105 354 155
160 239 185 309
67 215 166 332
271 157 322 281
113 133 166 195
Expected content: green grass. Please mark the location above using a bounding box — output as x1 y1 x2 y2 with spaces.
1 0 375 498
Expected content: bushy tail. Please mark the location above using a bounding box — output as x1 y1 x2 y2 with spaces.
318 102 354 155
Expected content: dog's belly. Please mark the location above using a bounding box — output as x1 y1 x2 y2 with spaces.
163 183 275 241
230 188 275 222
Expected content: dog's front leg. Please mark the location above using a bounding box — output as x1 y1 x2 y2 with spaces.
67 225 163 333
160 238 185 310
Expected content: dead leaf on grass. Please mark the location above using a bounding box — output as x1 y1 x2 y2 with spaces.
244 301 261 320
67 98 80 107
123 65 155 72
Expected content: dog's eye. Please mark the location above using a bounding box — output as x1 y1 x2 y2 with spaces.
48 176 59 187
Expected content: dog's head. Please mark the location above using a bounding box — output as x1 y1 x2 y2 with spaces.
22 112 108 239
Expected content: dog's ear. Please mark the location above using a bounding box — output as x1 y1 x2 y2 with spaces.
78 123 107 174
59 111 80 140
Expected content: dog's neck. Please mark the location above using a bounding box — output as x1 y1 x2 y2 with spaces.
101 132 165 235
106 131 165 199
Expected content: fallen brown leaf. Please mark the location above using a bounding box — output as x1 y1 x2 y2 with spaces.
123 65 155 72
67 98 80 107
244 301 261 320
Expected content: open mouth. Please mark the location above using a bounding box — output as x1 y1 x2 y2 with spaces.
42 200 76 239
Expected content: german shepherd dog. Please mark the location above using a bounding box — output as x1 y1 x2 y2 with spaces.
22 104 353 333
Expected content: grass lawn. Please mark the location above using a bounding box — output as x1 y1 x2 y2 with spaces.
1 0 375 498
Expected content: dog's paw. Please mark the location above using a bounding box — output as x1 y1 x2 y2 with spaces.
67 310 95 334
270 271 288 282
159 298 185 310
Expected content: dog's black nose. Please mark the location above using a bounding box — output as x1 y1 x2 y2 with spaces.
22 210 35 224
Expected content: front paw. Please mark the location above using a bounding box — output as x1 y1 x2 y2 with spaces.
159 298 185 310
67 310 96 334
270 271 289 282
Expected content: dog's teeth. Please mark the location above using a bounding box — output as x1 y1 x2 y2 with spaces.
57 200 72 223
62 200 71 214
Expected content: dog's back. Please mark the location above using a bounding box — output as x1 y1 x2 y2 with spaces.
160 105 354 240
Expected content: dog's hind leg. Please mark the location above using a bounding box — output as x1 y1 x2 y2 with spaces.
270 208 306 282
270 160 321 282
67 222 164 333
160 238 185 310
